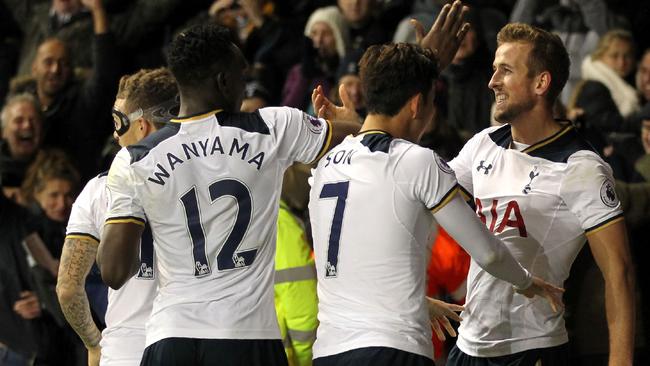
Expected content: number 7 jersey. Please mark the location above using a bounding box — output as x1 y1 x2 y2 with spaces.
105 107 331 347
308 131 458 360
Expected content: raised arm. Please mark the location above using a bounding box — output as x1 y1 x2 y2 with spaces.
586 220 635 366
433 193 564 311
56 236 102 366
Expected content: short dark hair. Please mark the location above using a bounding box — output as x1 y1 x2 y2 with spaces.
359 43 438 116
166 24 236 87
497 23 570 103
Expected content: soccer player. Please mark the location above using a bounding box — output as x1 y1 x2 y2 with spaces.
95 24 361 366
56 67 178 366
308 16 563 366
444 23 635 365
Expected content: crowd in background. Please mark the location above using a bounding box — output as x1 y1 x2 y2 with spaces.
1 0 650 365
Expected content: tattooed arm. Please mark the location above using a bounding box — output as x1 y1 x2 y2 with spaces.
56 237 102 357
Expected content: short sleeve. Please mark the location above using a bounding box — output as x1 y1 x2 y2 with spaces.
105 148 146 226
259 107 332 165
560 152 623 233
66 176 104 242
449 131 484 198
395 145 459 213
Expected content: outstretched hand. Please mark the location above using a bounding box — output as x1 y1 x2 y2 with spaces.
427 297 464 341
411 0 470 71
516 276 565 313
311 84 362 124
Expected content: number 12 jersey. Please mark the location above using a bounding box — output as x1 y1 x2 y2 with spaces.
105 107 331 347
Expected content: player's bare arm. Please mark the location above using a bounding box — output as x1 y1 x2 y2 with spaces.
56 237 102 365
97 222 144 289
586 219 635 366
433 193 564 312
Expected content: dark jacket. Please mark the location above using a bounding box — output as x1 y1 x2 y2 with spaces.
12 33 120 181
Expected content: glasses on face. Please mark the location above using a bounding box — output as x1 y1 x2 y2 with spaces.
111 108 143 136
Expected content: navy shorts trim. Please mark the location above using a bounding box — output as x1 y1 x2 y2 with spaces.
446 343 569 366
140 338 288 366
313 347 434 366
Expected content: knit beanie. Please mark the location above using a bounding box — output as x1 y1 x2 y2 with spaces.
304 6 350 59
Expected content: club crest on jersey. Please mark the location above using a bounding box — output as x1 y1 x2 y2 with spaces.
435 154 454 175
476 160 493 175
304 114 324 134
326 261 337 277
522 167 540 194
600 179 618 208
138 262 154 279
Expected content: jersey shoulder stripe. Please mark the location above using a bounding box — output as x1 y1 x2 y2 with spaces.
217 110 270 135
127 123 181 164
488 123 597 163
360 131 393 153
526 126 597 163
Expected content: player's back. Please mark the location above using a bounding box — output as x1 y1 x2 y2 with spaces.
309 131 458 360
106 107 331 347
66 173 157 364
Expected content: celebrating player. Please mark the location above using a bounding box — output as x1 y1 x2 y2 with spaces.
57 67 177 366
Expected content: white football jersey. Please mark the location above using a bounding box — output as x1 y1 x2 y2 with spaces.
309 131 458 360
449 124 623 357
66 173 157 365
105 107 331 347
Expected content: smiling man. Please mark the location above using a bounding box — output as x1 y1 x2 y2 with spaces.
0 93 43 202
446 23 635 366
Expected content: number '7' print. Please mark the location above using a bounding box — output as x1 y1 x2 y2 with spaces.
319 181 350 278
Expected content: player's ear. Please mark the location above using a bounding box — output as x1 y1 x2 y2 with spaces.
408 93 422 119
215 72 228 95
534 71 551 97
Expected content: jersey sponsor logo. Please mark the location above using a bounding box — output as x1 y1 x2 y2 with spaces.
522 167 540 194
476 160 493 175
304 114 324 134
435 154 454 175
475 198 527 237
600 179 618 208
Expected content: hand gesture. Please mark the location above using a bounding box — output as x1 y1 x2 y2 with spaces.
516 276 565 313
411 0 470 71
13 291 41 320
87 345 101 366
312 84 362 124
239 0 264 27
209 0 235 17
426 297 464 341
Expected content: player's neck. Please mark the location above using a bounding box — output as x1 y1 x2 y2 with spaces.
176 89 229 118
360 114 405 139
509 107 562 146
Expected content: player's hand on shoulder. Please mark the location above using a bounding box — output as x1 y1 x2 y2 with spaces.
426 296 464 341
515 276 565 313
87 344 101 366
311 84 361 124
411 0 470 71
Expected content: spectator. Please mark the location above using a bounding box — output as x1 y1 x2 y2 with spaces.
636 49 650 105
0 93 43 204
10 0 121 181
282 6 349 114
337 0 392 53
331 48 366 119
0 190 41 366
569 29 639 156
510 0 629 103
15 0 183 76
